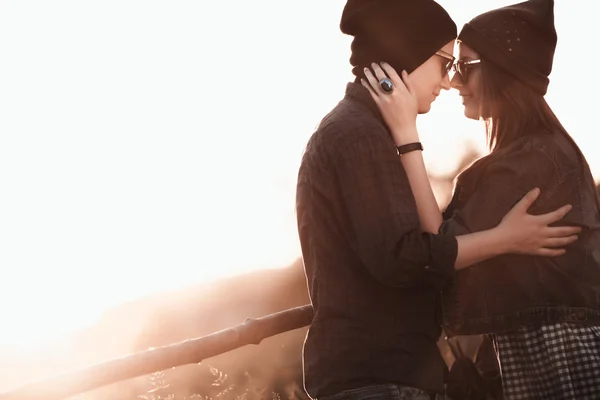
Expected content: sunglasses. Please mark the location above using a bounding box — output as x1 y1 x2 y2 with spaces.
435 50 455 77
453 59 482 81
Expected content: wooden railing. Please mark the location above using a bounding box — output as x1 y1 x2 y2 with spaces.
0 305 314 400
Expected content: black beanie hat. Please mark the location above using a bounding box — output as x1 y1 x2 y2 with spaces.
458 0 557 95
340 0 457 79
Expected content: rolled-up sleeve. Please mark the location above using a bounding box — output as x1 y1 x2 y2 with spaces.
333 129 458 289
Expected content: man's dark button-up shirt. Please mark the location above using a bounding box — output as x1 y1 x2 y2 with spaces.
296 82 458 398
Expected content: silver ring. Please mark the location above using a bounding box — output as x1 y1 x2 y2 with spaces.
379 77 394 94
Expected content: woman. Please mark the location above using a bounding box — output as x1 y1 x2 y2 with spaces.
362 0 600 398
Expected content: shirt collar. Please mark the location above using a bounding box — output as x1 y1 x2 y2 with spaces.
344 81 386 124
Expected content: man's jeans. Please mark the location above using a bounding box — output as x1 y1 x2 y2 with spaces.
316 384 446 400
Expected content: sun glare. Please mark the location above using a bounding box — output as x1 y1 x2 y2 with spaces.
0 0 596 351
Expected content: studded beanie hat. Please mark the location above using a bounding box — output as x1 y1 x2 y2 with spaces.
340 0 457 80
458 0 557 95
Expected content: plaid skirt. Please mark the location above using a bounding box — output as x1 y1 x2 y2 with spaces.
493 322 600 400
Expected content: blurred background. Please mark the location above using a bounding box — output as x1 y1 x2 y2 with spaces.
0 1 596 398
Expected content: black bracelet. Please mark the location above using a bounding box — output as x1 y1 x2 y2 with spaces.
396 142 423 155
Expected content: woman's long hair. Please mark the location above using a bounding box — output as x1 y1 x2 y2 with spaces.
477 60 600 213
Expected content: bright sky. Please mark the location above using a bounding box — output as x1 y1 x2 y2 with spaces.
0 1 595 347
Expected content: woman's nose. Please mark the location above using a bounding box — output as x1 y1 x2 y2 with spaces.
450 72 462 89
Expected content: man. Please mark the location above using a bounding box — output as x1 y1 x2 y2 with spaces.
295 1 578 399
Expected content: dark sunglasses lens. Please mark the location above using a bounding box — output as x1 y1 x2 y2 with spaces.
443 60 452 76
457 63 466 80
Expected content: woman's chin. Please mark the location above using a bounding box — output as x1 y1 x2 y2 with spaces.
463 107 479 120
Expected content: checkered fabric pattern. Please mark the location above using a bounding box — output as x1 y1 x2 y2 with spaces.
297 82 459 398
494 323 600 399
